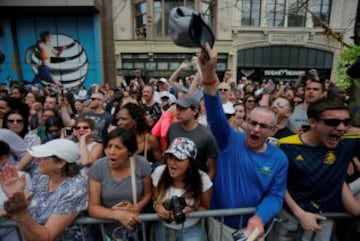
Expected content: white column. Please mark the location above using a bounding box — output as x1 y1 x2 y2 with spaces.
260 0 267 27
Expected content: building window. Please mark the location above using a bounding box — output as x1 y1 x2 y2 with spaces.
120 53 228 77
201 1 213 26
267 0 286 27
266 0 331 28
241 0 261 26
153 0 212 38
311 0 331 27
135 1 147 39
154 0 177 38
287 0 306 26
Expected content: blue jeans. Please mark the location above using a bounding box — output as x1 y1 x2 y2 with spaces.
153 221 205 241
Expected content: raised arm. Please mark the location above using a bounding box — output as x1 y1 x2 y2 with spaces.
197 43 219 96
77 130 104 167
168 60 191 92
188 71 201 95
60 104 76 127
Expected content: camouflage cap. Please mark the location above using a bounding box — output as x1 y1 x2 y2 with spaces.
165 137 197 160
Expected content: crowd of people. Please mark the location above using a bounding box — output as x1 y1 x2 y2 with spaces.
0 44 359 241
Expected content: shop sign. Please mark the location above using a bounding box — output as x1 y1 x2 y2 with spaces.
264 69 303 76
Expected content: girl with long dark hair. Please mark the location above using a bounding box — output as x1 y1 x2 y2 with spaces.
152 137 212 241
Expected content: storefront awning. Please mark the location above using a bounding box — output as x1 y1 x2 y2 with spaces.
237 46 333 69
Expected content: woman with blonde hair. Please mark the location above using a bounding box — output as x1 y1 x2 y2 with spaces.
72 117 104 177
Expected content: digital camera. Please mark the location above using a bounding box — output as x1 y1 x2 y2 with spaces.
163 196 187 224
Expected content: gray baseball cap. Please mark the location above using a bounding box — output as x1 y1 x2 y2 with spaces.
168 6 214 54
175 94 199 108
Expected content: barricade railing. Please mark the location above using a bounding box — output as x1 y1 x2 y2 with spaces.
0 208 356 241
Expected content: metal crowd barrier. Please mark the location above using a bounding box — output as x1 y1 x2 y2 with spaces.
0 208 357 241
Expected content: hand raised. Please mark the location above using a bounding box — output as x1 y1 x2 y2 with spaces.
0 166 26 197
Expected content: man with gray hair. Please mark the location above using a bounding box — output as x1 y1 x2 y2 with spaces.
197 43 288 240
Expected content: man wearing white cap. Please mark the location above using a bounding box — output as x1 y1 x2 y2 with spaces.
157 77 177 103
222 103 236 129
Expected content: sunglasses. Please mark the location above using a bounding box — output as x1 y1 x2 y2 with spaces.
226 113 235 119
218 89 229 92
272 102 286 109
90 97 102 101
319 118 351 127
75 126 90 130
7 119 23 123
246 100 255 103
247 118 274 130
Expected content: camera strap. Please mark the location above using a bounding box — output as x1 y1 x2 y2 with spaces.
130 155 137 204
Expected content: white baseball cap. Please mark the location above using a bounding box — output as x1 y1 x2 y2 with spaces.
160 91 170 99
159 77 168 83
222 103 235 115
27 139 81 164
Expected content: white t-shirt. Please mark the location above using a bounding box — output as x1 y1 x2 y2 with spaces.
151 165 212 230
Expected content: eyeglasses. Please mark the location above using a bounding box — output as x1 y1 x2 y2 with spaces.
90 97 102 101
319 118 351 127
247 118 274 130
294 100 302 104
75 126 90 130
7 119 23 123
218 89 229 92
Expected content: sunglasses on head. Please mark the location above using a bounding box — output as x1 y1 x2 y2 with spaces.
319 118 351 127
